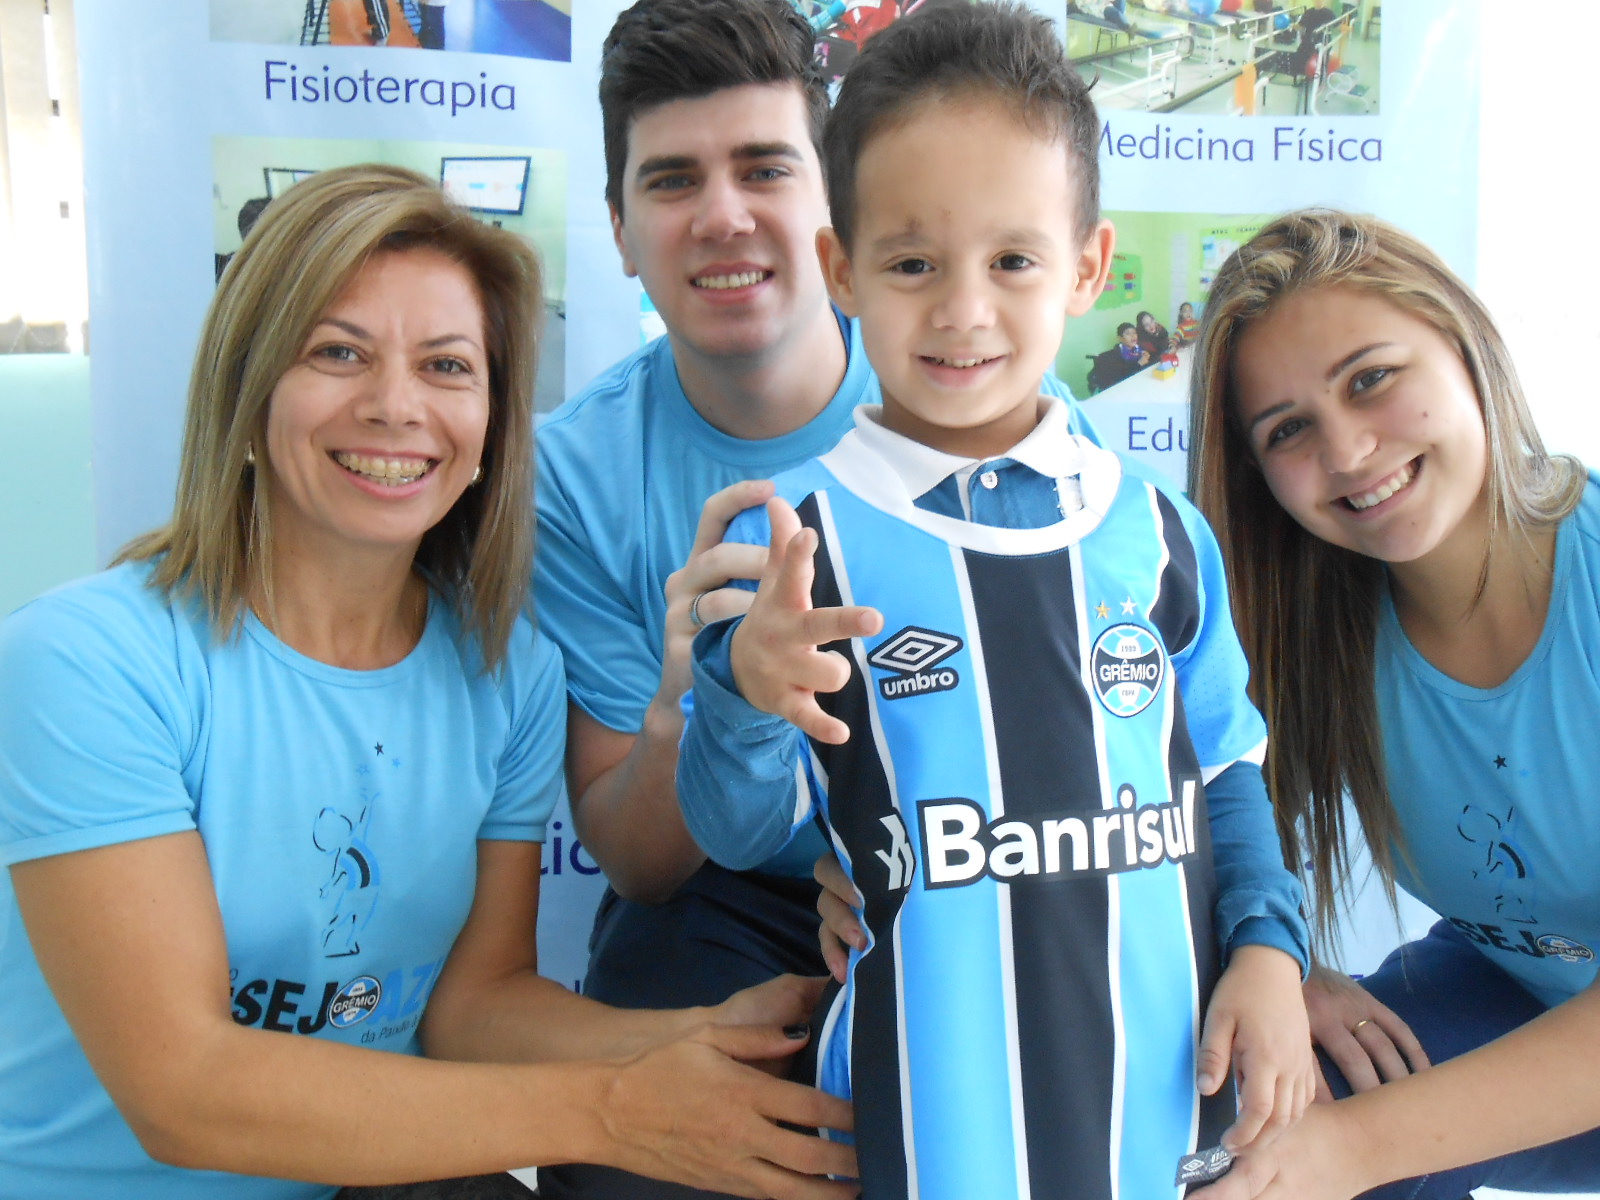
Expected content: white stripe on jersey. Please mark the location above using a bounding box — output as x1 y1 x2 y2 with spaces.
948 542 1034 1200
813 491 920 1200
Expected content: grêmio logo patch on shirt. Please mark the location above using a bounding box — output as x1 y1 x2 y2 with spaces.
1091 623 1165 717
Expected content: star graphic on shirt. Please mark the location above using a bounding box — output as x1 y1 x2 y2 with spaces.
1121 596 1138 615
374 742 384 756
355 764 372 777
1095 601 1110 619
391 758 403 769
1494 756 1507 769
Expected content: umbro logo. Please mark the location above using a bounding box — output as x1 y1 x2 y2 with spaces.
868 626 963 701
1175 1145 1234 1186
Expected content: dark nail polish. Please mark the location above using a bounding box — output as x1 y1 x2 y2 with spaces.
783 1022 810 1040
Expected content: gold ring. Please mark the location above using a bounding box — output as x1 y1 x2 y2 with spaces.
688 591 709 629
1352 1019 1372 1033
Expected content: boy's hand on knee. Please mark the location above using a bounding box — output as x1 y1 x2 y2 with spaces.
730 498 883 745
1200 944 1315 1154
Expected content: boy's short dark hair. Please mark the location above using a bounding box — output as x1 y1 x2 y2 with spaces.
1117 322 1136 336
823 1 1100 249
600 0 828 216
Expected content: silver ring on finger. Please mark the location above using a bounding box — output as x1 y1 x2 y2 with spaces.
689 591 710 629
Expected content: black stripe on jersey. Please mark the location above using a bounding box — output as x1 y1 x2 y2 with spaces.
800 494 911 1200
1148 490 1235 1151
964 545 1114 1200
1149 489 1201 656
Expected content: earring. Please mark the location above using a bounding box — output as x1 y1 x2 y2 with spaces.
245 444 256 466
470 464 483 485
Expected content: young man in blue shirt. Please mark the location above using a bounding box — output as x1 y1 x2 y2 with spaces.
533 5 865 1195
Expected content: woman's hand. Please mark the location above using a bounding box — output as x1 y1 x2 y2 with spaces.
711 974 826 1040
1191 1101 1371 1200
1198 944 1316 1153
814 853 865 985
1304 964 1429 1100
599 1023 859 1199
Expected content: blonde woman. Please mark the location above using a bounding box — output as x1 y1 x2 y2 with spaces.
1186 209 1600 1198
0 165 854 1200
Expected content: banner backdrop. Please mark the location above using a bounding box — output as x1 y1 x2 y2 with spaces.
76 0 1477 989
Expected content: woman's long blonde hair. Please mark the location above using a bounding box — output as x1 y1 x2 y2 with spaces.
1187 209 1584 947
118 164 544 670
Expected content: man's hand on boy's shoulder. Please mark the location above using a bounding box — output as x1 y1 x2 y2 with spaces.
729 497 883 746
1199 943 1316 1155
658 478 776 707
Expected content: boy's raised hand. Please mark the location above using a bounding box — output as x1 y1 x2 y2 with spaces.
729 497 883 745
1197 944 1316 1154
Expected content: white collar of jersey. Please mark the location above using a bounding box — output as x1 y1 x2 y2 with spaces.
817 401 1125 555
848 396 1084 498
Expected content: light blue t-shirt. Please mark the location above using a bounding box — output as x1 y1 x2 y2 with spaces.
0 563 567 1200
1380 470 1600 1009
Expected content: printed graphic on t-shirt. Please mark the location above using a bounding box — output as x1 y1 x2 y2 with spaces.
1455 801 1536 924
312 740 393 956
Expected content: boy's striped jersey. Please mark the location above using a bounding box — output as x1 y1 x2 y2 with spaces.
774 431 1265 1200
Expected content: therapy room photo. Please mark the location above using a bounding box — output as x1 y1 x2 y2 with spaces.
210 0 572 60
1068 0 1379 115
1061 209 1269 401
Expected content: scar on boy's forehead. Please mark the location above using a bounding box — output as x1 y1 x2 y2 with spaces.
862 216 930 253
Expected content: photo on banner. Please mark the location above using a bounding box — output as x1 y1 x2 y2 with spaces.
209 0 573 61
1069 0 1379 116
1068 209 1271 489
213 134 570 414
802 0 975 85
1063 208 1266 396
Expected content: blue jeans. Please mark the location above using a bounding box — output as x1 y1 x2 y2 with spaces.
1321 920 1600 1197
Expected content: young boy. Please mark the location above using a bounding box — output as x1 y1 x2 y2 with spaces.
677 5 1313 1198
1118 320 1150 365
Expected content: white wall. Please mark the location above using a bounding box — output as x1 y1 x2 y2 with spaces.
1476 7 1599 466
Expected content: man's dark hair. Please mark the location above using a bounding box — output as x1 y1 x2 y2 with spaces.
823 1 1100 249
238 197 271 240
600 0 828 216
